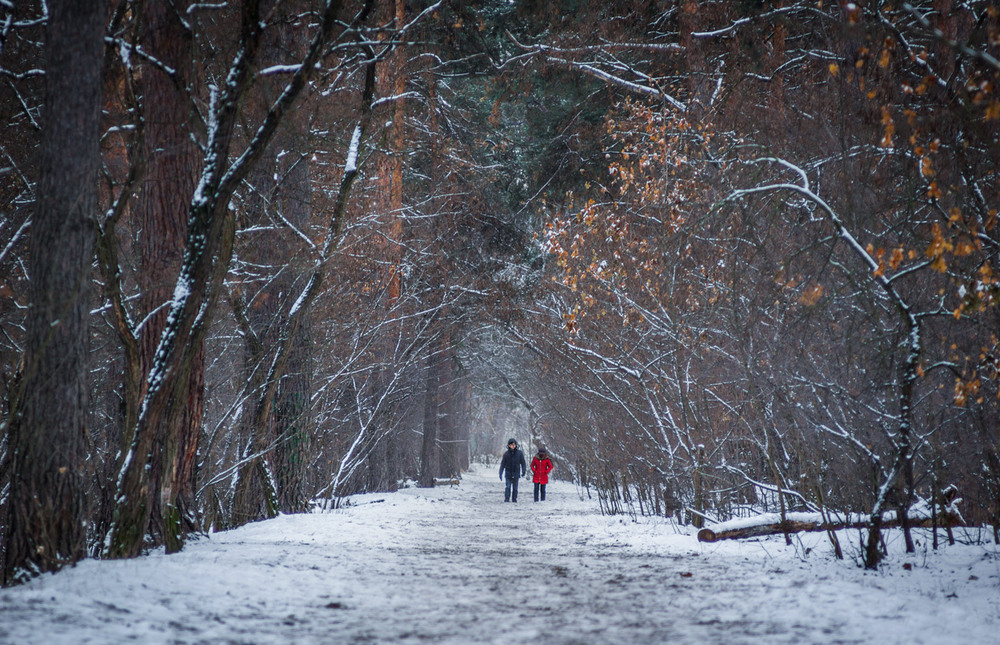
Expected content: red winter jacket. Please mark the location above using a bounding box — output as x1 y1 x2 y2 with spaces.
531 454 554 484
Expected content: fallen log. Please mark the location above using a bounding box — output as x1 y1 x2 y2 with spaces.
697 507 962 543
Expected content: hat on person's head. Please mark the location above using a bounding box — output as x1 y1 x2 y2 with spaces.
507 438 517 447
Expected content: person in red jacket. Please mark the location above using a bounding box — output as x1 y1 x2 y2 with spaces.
530 448 554 502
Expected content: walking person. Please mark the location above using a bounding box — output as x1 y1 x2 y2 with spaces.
531 448 554 502
499 438 526 502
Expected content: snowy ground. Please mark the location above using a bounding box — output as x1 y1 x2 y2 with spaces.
1 463 999 644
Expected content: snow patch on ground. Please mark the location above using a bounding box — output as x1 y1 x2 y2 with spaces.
1 463 998 644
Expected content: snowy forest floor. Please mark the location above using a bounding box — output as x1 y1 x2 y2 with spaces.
2 464 999 644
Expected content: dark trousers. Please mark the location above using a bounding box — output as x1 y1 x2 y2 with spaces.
504 477 519 502
533 482 546 501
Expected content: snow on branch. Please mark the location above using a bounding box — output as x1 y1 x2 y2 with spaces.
259 64 303 76
344 123 361 173
396 1 444 39
560 59 686 112
0 217 29 266
534 41 684 55
104 37 177 76
370 91 422 109
505 32 686 112
566 343 643 379
0 67 44 80
691 5 825 39
901 2 1000 72
186 2 228 14
727 158 881 276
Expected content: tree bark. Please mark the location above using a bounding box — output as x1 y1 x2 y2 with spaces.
134 0 204 555
364 0 407 493
437 334 458 479
418 347 440 488
271 129 314 514
230 8 314 524
1 0 103 585
108 0 268 559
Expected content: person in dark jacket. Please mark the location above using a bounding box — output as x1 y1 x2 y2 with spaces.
499 438 527 502
530 448 554 502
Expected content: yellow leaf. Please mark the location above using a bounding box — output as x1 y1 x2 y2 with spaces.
880 106 895 147
889 247 904 270
955 238 976 257
798 282 824 306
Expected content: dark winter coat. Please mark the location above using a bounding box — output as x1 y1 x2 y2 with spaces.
531 453 554 484
499 447 527 480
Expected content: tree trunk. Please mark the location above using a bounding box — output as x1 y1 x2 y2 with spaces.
274 323 313 513
864 318 920 568
267 43 314 513
691 444 706 529
457 377 471 472
230 19 311 523
365 0 407 492
418 348 440 488
437 337 458 479
107 0 265 559
1 0 103 585
103 0 204 557
134 0 204 555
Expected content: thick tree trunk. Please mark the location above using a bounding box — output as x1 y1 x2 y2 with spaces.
274 324 313 513
229 2 374 519
223 289 269 530
437 338 458 479
267 49 314 514
1 0 103 585
229 54 307 524
107 0 264 560
135 0 204 554
364 0 407 492
104 0 204 557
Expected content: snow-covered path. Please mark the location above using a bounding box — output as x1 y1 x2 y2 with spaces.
1 464 998 644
